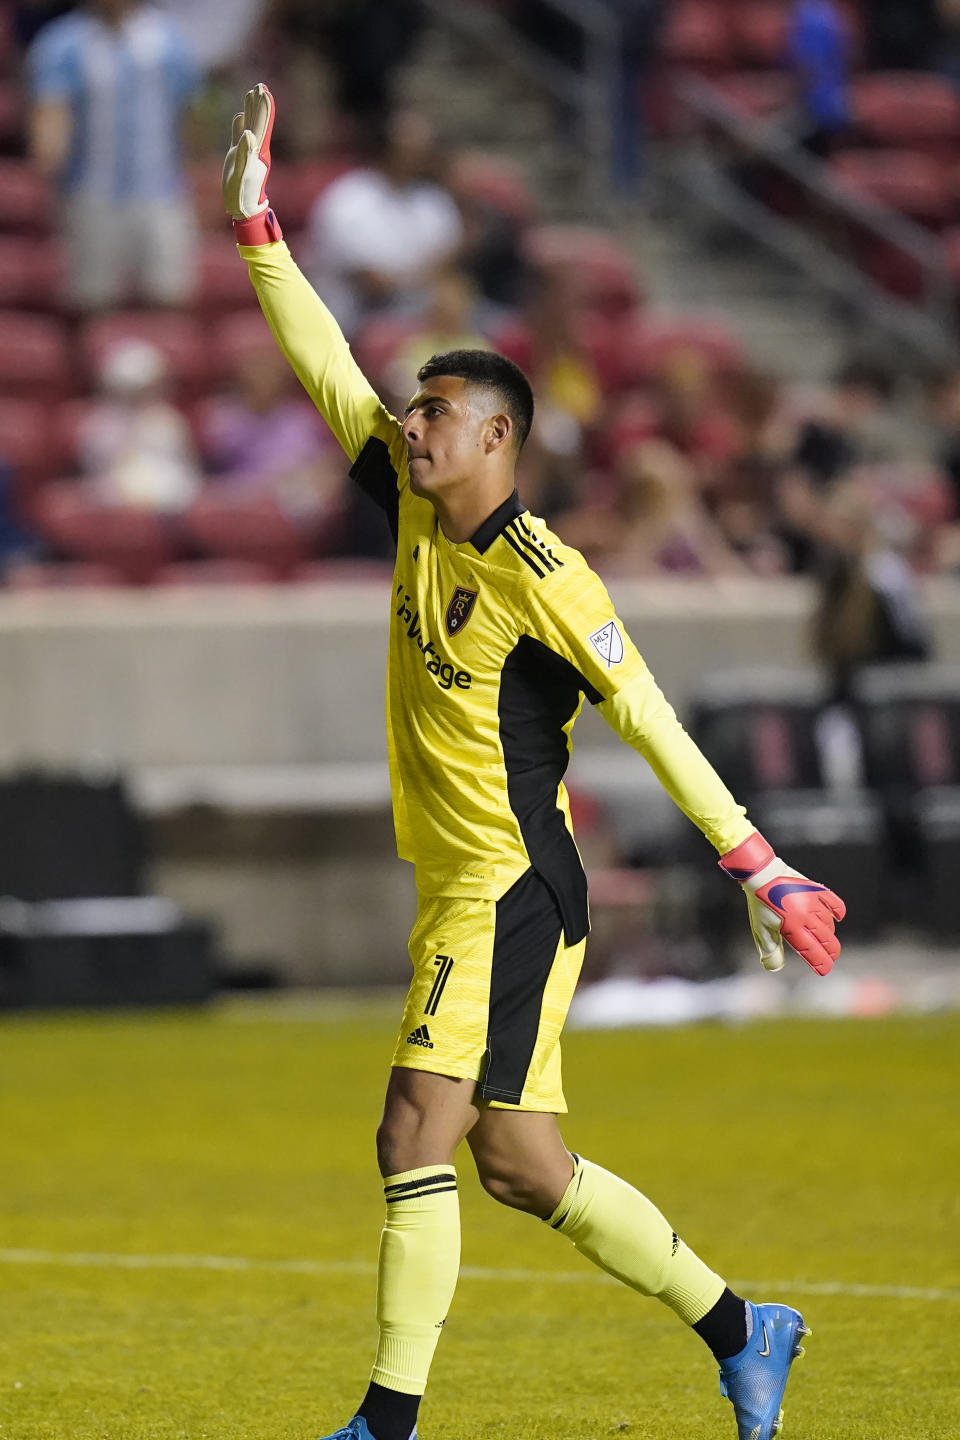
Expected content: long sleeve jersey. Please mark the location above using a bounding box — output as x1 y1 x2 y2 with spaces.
240 240 754 942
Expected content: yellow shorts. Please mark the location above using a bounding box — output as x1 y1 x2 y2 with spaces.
391 868 586 1112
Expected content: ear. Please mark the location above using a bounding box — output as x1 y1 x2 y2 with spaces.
484 412 512 455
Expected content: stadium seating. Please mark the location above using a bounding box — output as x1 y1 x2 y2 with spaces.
830 149 952 229
447 150 537 223
197 234 261 316
728 2 789 68
0 235 63 309
0 161 52 233
79 312 210 394
180 494 312 578
0 81 24 153
713 71 794 120
522 225 643 318
0 311 73 399
617 312 744 386
662 0 733 74
33 486 176 583
852 72 960 156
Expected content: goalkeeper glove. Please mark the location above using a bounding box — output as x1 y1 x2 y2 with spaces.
719 831 845 976
222 82 282 245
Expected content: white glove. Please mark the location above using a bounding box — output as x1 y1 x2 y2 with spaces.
720 831 846 976
222 83 282 244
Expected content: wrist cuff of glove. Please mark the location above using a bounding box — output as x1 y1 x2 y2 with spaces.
233 208 282 246
719 830 775 882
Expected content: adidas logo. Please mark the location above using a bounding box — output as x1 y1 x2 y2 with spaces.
406 1024 434 1049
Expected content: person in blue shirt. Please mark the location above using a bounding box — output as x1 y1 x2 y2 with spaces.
28 0 200 311
786 0 851 156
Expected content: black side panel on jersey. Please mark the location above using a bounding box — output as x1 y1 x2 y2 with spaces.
480 867 564 1106
349 436 400 543
498 636 601 945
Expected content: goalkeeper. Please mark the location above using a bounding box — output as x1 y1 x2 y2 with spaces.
224 86 846 1440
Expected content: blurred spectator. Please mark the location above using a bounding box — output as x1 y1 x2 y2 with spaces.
649 349 738 494
380 269 491 408
514 0 666 193
786 0 852 156
14 2 80 48
811 475 932 701
777 359 898 572
865 0 940 71
200 339 346 520
27 0 200 312
445 157 531 311
269 0 423 141
306 109 463 336
939 0 960 90
558 439 747 578
152 0 264 76
79 339 201 510
0 457 36 572
507 268 604 518
711 370 795 574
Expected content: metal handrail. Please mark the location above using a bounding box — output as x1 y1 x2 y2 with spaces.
674 72 956 359
419 0 620 210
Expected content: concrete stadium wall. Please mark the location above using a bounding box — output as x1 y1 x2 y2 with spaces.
2 577 958 984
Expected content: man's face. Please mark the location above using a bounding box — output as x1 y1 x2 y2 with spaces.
402 375 498 500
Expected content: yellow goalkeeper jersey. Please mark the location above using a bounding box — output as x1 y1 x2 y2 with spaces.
240 241 754 942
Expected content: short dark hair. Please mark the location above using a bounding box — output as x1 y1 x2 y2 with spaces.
417 349 535 451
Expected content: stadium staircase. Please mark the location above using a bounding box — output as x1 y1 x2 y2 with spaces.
403 12 854 382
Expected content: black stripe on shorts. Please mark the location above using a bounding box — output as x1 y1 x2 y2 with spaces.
478 868 564 1107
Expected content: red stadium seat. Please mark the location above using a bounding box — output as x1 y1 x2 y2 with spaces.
0 398 53 482
447 150 537 223
662 0 733 72
197 234 260 315
79 312 210 393
523 225 643 318
714 71 794 120
617 313 744 386
34 486 176 582
0 161 53 234
0 235 64 309
181 494 309 578
852 73 960 156
352 314 422 382
211 309 274 363
729 2 790 67
266 159 355 231
830 149 952 229
0 312 73 399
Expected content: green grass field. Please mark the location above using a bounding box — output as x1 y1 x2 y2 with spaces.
1 998 958 1439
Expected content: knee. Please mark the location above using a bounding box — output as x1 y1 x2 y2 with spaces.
476 1161 555 1216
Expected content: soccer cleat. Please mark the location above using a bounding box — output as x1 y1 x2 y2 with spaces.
717 1301 809 1440
316 1421 416 1440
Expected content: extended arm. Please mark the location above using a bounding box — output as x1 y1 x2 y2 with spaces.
527 562 846 974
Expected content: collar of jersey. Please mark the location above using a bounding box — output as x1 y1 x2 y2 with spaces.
462 489 524 555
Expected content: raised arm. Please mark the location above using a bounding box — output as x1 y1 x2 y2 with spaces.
222 85 405 475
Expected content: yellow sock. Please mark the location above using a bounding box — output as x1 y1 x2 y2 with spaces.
370 1165 460 1396
546 1155 725 1324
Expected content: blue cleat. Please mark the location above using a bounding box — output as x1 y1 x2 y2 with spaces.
718 1300 809 1440
316 1421 416 1440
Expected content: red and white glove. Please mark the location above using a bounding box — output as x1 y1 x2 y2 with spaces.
222 82 283 246
719 831 846 976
